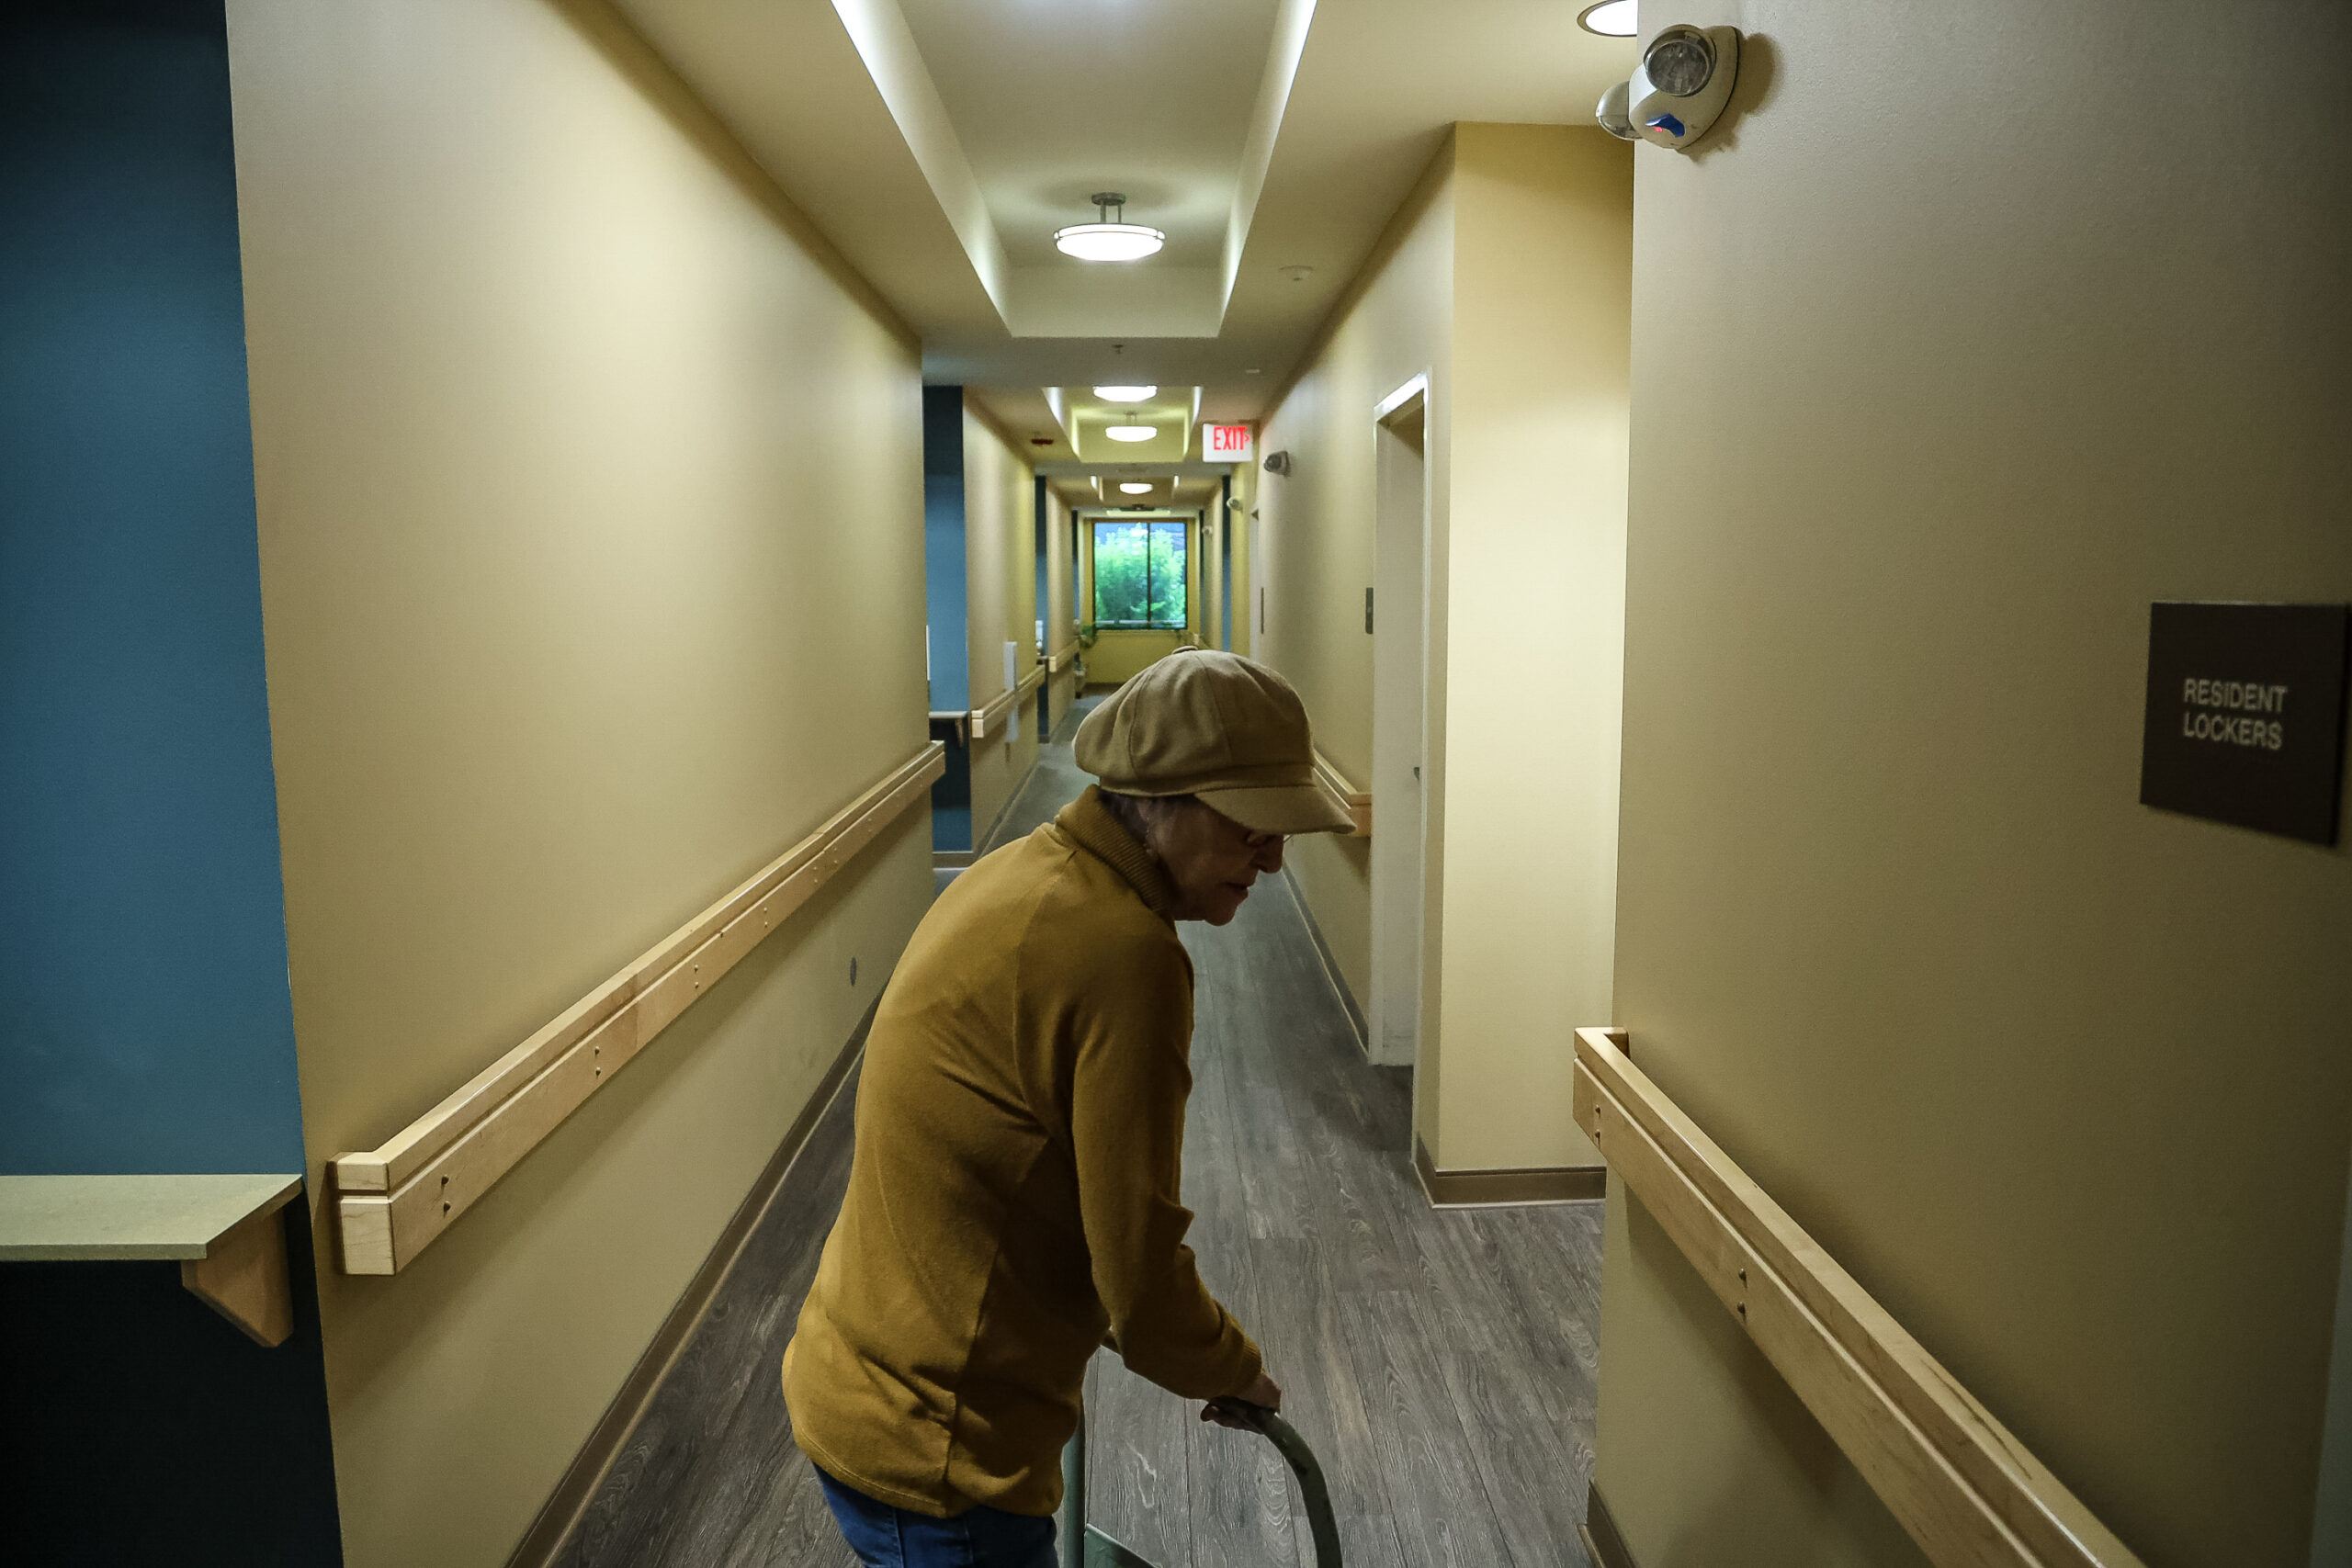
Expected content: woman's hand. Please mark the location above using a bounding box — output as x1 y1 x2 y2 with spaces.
1200 1369 1283 1429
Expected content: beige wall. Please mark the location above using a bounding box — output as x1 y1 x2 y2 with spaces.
1428 124 1628 1170
1598 1179 1927 1568
1043 484 1073 660
961 401 1041 847
1042 484 1080 728
967 716 1040 850
1229 459 1257 659
1201 481 1225 655
225 2 932 1562
1599 3 2352 1566
1260 146 1452 1021
1087 629 1184 684
1259 127 1628 1171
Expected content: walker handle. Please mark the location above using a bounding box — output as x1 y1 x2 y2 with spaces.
1204 1399 1345 1568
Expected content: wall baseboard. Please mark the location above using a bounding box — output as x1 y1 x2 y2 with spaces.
1279 867 1369 1058
1413 1135 1604 1208
1580 1480 1639 1568
503 995 877 1568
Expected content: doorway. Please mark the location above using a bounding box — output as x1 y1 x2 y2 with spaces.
1368 378 1428 1067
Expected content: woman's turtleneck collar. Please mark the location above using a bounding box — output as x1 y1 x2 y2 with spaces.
1054 785 1178 919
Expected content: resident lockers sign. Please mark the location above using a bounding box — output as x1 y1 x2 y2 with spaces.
2139 602 2349 845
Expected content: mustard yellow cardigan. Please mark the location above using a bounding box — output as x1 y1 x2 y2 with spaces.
782 786 1261 1517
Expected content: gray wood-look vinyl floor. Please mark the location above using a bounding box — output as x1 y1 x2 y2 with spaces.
553 698 1602 1568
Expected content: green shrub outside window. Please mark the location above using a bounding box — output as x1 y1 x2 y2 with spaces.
1091 520 1187 630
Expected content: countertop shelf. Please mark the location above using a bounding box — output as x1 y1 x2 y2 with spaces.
0 1173 300 1259
0 1174 304 1346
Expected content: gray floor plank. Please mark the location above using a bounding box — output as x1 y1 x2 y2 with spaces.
1242 1238 1407 1568
1334 1285 1516 1568
1082 1352 1194 1568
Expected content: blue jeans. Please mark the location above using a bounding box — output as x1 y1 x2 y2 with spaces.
816 1468 1059 1568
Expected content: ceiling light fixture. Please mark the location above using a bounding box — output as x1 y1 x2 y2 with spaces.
1055 192 1165 263
1093 384 1157 402
1104 425 1157 443
1119 481 1154 494
1577 0 1636 36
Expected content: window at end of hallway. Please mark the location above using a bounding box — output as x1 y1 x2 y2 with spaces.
1092 520 1187 630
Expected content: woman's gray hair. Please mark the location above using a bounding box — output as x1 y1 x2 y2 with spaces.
1097 789 1196 847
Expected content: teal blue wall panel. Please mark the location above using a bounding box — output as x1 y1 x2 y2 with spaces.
1 0 303 1178
925 386 972 851
0 5 342 1562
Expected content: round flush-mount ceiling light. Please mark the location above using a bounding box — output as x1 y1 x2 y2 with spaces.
1056 192 1165 263
1119 481 1155 494
1093 384 1157 402
1577 0 1636 36
1104 425 1158 443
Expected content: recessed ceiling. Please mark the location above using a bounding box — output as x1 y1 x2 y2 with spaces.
1062 386 1198 464
1047 473 1224 512
610 0 1635 421
899 0 1273 292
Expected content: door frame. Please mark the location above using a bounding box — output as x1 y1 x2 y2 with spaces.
1367 372 1431 1067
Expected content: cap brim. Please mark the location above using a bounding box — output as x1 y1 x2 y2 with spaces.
1196 782 1357 836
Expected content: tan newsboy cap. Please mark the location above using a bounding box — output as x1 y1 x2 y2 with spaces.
1074 648 1355 836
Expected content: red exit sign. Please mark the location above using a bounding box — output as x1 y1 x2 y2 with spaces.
1204 423 1254 461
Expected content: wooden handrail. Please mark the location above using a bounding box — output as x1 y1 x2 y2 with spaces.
332 743 944 1275
1312 750 1372 837
1046 638 1081 673
970 686 1014 738
971 664 1046 739
1571 1029 2145 1568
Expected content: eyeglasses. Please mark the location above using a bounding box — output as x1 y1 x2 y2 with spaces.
1241 829 1286 852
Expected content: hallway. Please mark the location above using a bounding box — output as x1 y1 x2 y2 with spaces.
554 704 1602 1568
10 3 2346 1565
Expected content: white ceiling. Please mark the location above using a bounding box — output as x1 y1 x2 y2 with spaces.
610 0 1637 426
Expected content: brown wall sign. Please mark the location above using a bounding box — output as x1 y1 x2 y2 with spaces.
2139 602 2349 845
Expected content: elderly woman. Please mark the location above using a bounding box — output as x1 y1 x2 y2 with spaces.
783 648 1354 1568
